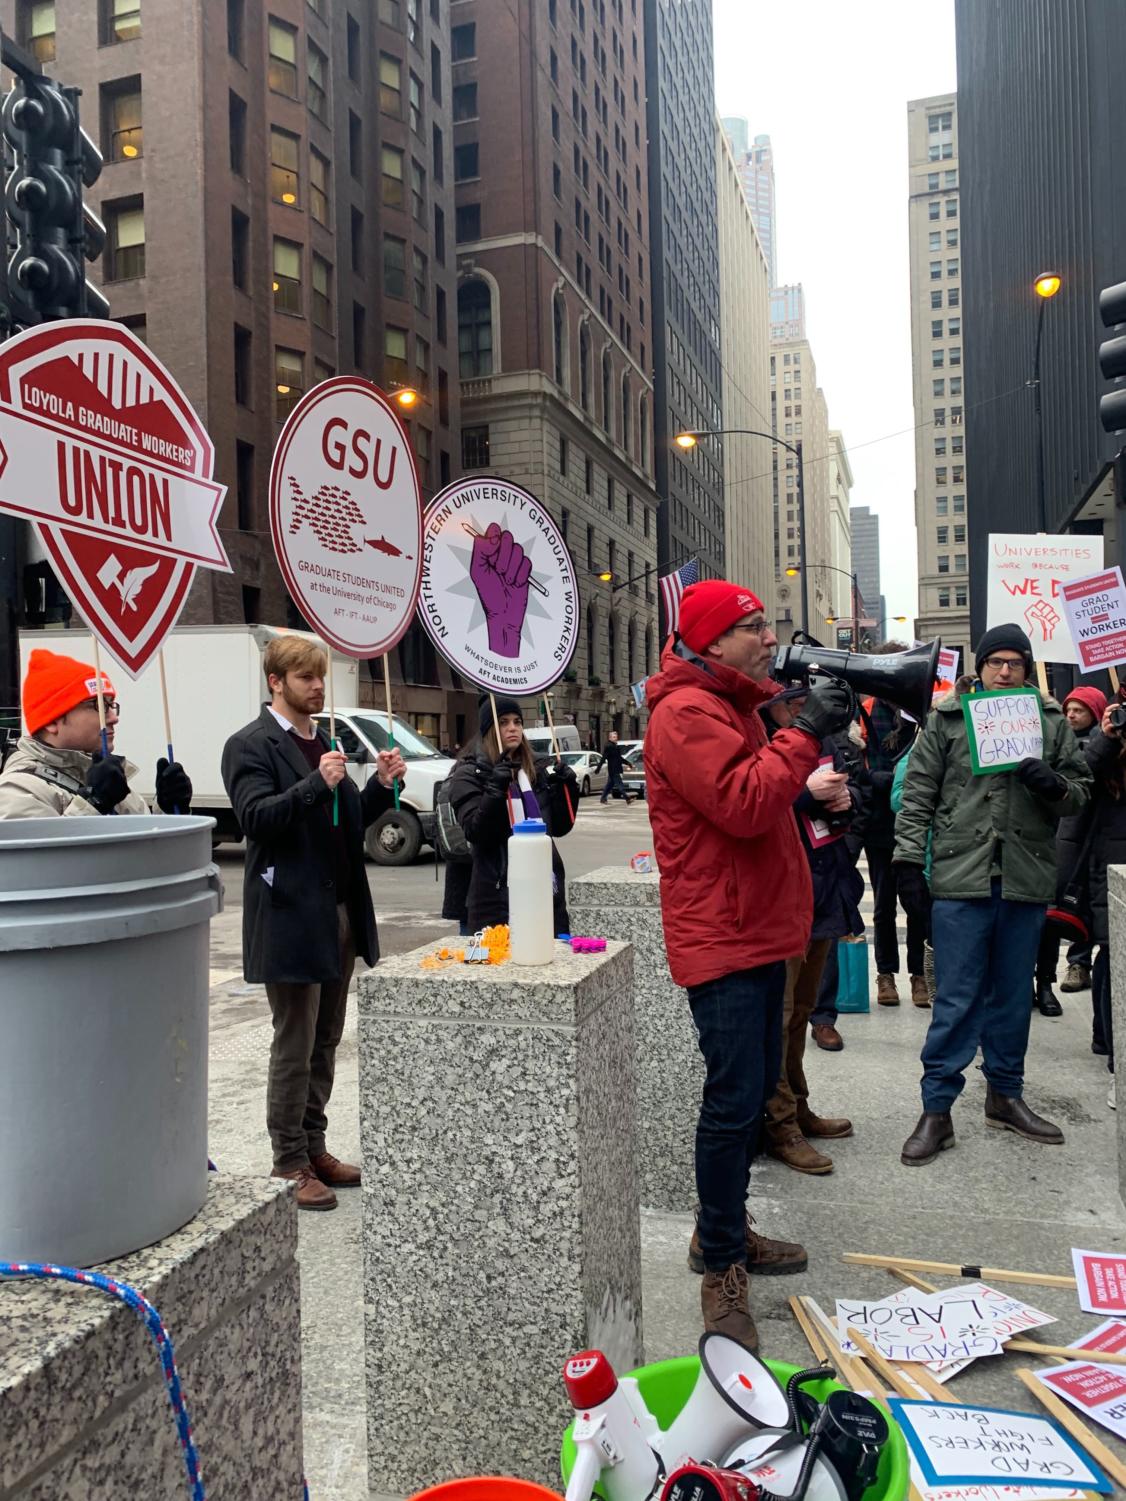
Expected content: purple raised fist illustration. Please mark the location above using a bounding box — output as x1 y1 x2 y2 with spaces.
470 521 533 658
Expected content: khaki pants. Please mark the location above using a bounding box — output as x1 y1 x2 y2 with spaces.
765 938 833 1136
264 905 356 1171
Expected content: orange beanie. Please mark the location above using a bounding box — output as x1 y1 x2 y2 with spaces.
22 649 116 735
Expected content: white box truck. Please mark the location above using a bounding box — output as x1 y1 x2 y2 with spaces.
17 625 455 865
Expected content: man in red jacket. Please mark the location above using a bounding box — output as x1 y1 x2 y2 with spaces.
645 579 853 1349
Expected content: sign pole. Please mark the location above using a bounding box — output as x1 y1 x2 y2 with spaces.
1036 660 1049 695
91 637 109 758
381 652 399 810
156 648 180 813
542 690 574 821
327 645 339 828
489 691 514 828
1110 666 1121 696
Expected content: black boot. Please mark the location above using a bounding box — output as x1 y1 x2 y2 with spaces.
900 1111 955 1166
985 1087 1064 1144
1034 979 1063 1018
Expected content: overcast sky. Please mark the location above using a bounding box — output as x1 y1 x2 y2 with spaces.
712 0 957 628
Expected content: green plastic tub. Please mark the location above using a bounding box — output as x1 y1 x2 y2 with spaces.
560 1355 910 1501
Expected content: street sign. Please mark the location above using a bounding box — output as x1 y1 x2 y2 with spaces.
417 476 580 696
269 376 422 657
0 319 231 677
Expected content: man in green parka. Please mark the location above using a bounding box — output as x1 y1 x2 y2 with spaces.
894 623 1091 1165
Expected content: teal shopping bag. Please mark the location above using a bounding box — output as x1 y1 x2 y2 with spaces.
835 939 870 1013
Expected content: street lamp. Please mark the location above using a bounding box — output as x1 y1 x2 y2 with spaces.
392 386 421 410
1032 271 1062 532
674 427 808 633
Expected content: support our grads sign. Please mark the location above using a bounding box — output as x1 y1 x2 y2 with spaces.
986 535 1103 665
963 688 1045 775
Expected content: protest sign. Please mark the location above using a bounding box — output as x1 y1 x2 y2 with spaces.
1070 1319 1126 1357
887 1398 1112 1491
417 476 579 696
1035 1362 1126 1444
935 646 961 700
0 319 231 678
911 1460 1085 1501
835 1287 1005 1366
987 534 1104 665
1059 568 1126 674
962 688 1044 775
1072 1250 1126 1316
269 376 422 658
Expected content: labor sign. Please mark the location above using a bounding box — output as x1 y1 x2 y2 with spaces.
0 320 231 677
417 476 580 696
270 376 422 657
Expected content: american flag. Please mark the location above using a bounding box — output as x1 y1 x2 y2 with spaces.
659 558 699 633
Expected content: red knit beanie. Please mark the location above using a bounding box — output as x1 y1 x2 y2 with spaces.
22 649 116 735
678 580 765 653
1062 685 1107 724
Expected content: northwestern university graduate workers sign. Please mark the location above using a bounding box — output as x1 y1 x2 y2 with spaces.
417 476 580 696
0 320 231 677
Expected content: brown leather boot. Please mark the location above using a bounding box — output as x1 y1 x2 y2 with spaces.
766 1129 833 1174
310 1151 361 1187
910 975 931 1008
797 1103 853 1139
811 1022 844 1051
900 1111 955 1166
687 1214 807 1276
272 1164 338 1210
984 1088 1064 1144
701 1263 758 1351
877 973 900 1006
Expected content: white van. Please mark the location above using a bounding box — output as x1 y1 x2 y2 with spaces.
524 724 582 756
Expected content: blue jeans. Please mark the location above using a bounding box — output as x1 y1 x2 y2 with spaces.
810 941 839 1027
600 770 626 802
922 881 1046 1111
687 963 785 1270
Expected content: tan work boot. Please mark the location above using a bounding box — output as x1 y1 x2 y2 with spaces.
797 1103 853 1139
687 1213 807 1276
877 973 900 1006
766 1129 833 1174
272 1164 338 1210
910 974 931 1008
701 1263 758 1351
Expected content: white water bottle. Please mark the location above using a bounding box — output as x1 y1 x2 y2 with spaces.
563 1350 661 1501
508 817 555 965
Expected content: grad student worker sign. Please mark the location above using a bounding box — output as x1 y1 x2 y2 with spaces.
963 688 1045 775
1059 568 1126 674
417 476 579 696
270 376 422 657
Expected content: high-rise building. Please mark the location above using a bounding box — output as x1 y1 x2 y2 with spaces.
5 0 464 740
718 121 777 287
719 114 748 157
770 283 805 341
956 0 1126 639
715 118 773 616
850 504 882 626
453 0 659 742
770 337 832 635
825 431 853 624
645 0 725 591
907 93 970 671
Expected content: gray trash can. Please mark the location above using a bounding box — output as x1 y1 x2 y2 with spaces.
0 815 222 1267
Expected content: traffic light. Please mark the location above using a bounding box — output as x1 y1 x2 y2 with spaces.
2 75 109 325
1098 280 1126 433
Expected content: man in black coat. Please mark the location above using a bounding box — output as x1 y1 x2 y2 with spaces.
221 635 405 1211
599 729 632 804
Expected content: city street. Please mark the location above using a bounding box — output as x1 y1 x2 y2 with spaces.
204 798 1126 1501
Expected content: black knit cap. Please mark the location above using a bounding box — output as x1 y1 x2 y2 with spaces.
479 693 523 737
975 623 1033 675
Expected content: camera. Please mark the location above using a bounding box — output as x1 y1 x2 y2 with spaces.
1109 703 1126 733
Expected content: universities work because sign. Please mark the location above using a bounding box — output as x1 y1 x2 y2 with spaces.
986 534 1104 665
417 476 580 696
269 377 422 657
0 320 231 677
1059 568 1126 673
962 687 1044 775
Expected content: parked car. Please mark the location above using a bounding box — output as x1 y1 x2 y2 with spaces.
622 745 647 800
560 750 607 797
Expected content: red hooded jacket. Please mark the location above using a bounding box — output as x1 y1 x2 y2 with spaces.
644 640 822 988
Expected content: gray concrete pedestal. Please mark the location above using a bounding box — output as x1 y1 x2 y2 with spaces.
357 939 642 1495
1106 865 1126 1204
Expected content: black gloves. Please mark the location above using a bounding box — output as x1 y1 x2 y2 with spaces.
84 752 129 815
894 862 931 916
1016 757 1067 801
792 681 853 742
487 760 514 793
156 757 193 814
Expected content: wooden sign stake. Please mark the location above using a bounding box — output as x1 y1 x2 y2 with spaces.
382 653 399 810
91 637 109 758
844 1251 1076 1290
1017 1367 1126 1491
157 648 180 812
327 645 339 827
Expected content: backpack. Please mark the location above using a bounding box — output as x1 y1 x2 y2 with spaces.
435 771 472 863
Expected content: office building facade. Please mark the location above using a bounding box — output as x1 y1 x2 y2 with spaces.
850 504 881 626
719 120 777 287
770 336 832 636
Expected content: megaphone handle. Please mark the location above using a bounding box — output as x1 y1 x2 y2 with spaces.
564 1442 602 1501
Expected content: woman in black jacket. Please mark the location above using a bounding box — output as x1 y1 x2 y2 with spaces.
448 696 579 935
1081 695 1126 1098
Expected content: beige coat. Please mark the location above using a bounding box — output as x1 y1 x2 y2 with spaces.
0 735 151 818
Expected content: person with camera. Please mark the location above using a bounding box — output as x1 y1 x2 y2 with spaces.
894 624 1091 1165
644 579 854 1349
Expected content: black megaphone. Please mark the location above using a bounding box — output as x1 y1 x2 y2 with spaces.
772 638 943 726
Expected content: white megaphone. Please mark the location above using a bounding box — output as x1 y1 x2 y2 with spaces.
722 1431 847 1501
657 1334 791 1472
563 1350 662 1501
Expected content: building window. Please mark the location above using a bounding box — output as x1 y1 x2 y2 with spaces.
451 21 476 59
229 91 247 174
935 466 947 484
947 258 958 277
955 553 967 573
948 317 961 336
936 495 948 516
310 147 329 225
431 40 442 104
272 238 302 314
275 347 304 420
412 246 427 313
601 349 612 432
436 284 447 343
930 290 942 309
950 377 962 395
102 0 141 44
19 1 56 63
621 372 631 452
937 555 950 574
579 321 591 411
455 203 481 241
268 18 298 96
559 433 568 475
434 203 446 264
384 325 409 386
938 587 950 608
411 159 426 224
104 83 142 161
380 53 402 115
929 231 941 251
227 0 244 57
308 42 328 119
457 279 493 378
438 366 449 424
937 526 949 546
929 260 941 281
415 334 430 393
349 110 363 179
951 434 964 454
352 302 366 367
584 455 593 494
553 289 567 387
462 425 490 468
350 207 363 272
383 234 406 297
955 587 967 607
409 71 424 136
312 254 332 330
946 198 958 218
455 142 479 181
452 82 478 122
235 441 254 530
382 144 404 206
928 202 939 221
106 200 145 280
947 228 958 247
932 378 945 396
415 425 431 484
931 349 944 368
270 126 300 205
954 523 966 543
949 346 961 367
931 319 942 338
347 12 361 79
952 464 964 483
234 325 251 406
927 172 939 190
231 207 249 289
953 493 965 512
934 437 946 456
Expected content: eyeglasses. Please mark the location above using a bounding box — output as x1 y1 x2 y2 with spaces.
74 697 121 716
729 620 768 636
981 657 1025 672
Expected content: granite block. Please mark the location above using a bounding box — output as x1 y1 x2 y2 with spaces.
1108 865 1126 1207
0 1176 303 1499
571 867 700 1212
357 940 642 1495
